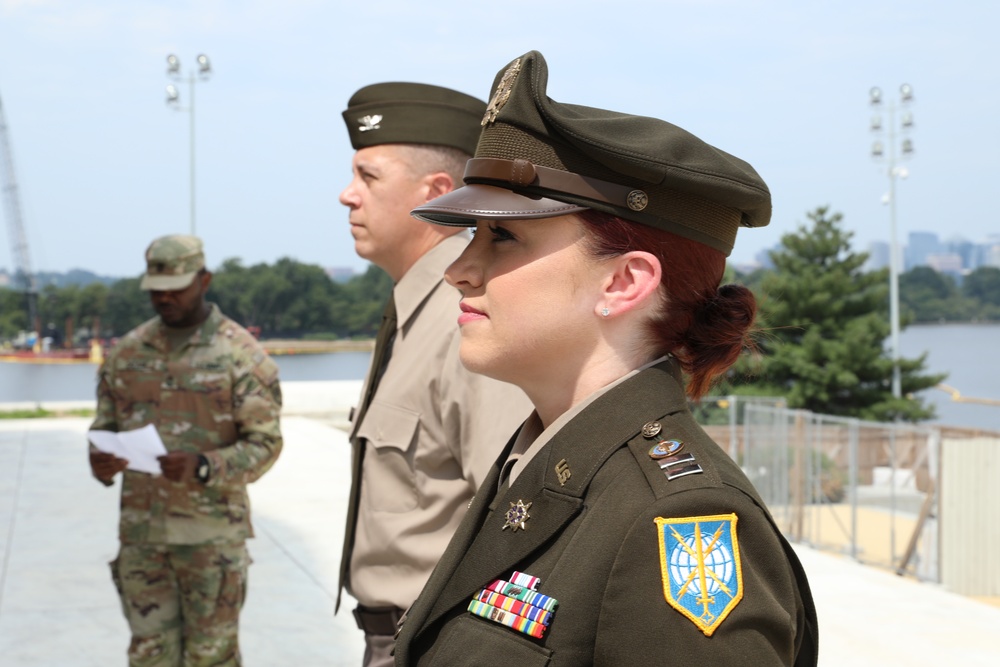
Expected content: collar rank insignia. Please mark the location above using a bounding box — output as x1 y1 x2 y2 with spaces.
357 114 382 132
654 514 743 636
502 499 532 532
468 570 558 639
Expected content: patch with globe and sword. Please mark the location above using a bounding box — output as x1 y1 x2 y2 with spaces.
654 513 743 636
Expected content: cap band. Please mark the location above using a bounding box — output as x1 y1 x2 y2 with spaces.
464 158 645 212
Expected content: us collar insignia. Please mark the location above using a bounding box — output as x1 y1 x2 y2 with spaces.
502 499 532 532
468 570 558 639
482 58 521 126
555 458 571 486
654 514 743 636
358 114 382 132
649 439 684 459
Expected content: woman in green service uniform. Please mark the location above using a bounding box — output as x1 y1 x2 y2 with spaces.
392 51 818 667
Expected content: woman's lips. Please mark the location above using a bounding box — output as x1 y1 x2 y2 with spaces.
458 302 487 325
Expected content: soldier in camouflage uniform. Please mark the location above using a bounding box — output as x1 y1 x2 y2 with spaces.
89 235 283 667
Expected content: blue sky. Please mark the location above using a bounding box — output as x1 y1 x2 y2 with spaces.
0 0 997 279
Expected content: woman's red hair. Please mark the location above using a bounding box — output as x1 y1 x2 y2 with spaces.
577 210 757 400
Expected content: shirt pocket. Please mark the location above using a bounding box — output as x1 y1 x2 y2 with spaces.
357 401 420 513
428 614 552 667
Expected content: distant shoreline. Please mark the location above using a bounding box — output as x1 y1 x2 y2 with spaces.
260 339 373 355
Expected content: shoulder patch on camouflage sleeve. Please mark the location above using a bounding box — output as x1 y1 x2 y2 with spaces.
654 513 743 636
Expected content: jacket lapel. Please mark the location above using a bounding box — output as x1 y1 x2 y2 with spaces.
415 359 689 636
397 431 515 652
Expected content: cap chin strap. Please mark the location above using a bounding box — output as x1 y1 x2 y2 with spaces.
463 157 647 212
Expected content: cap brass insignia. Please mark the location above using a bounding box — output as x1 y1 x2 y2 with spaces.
502 499 532 532
358 114 382 132
627 189 649 211
482 58 522 126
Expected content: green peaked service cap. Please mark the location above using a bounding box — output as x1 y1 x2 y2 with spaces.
411 51 771 256
343 82 486 155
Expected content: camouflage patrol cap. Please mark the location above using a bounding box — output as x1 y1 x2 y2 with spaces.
342 82 487 155
139 235 205 291
411 51 771 256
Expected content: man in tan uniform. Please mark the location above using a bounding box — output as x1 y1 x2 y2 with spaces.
336 82 531 666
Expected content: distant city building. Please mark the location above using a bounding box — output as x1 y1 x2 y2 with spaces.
754 246 776 270
325 266 356 283
926 253 964 276
866 241 890 272
905 231 942 270
944 236 977 271
985 238 1000 268
0 269 9 288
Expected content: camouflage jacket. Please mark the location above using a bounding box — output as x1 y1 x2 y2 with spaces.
91 304 283 545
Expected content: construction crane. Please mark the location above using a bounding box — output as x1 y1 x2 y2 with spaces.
0 91 38 333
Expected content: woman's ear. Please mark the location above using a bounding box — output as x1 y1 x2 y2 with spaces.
597 251 662 318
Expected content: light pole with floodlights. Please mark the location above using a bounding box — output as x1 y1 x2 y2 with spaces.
869 83 915 401
165 53 212 235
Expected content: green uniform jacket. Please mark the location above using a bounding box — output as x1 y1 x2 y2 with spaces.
91 304 283 545
394 359 818 666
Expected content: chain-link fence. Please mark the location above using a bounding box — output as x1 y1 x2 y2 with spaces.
695 397 943 582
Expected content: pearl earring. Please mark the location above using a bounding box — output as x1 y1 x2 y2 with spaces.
601 307 610 317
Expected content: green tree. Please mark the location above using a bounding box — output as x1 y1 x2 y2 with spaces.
338 264 393 337
104 277 152 337
727 206 944 422
899 267 970 322
962 266 1000 305
961 266 1000 320
0 288 30 339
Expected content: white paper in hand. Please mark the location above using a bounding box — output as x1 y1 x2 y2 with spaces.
88 424 169 475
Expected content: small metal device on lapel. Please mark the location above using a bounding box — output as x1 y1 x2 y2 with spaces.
555 458 572 486
648 439 684 459
641 421 663 439
502 500 532 532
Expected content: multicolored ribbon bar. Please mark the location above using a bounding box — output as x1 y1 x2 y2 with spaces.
510 571 541 589
469 571 559 639
475 589 553 625
484 578 559 612
468 599 547 639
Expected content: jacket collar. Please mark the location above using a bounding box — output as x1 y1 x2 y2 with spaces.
413 358 689 638
393 234 468 329
139 303 223 353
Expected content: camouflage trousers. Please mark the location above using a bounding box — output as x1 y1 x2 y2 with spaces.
110 542 250 667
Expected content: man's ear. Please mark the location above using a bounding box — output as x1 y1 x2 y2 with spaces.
597 251 662 318
424 171 456 202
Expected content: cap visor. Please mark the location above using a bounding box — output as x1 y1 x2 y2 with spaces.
140 272 197 291
411 184 588 226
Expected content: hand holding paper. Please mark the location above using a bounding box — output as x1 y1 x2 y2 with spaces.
88 424 169 475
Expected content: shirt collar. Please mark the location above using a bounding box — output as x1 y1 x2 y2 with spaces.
505 355 670 487
392 234 469 329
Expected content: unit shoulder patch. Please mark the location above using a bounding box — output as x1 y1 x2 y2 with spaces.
654 513 743 636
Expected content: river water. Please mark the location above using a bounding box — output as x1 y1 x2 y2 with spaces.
2 325 998 431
